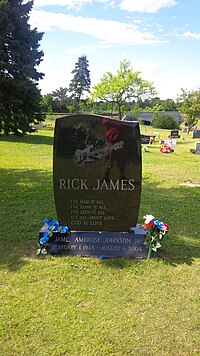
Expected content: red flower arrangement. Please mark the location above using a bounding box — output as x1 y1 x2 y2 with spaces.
160 144 174 154
143 214 170 259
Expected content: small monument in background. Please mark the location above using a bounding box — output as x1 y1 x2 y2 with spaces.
195 142 200 154
169 130 180 138
40 114 148 258
192 130 200 139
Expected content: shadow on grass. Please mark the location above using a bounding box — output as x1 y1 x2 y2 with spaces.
0 167 55 271
0 132 53 145
140 179 200 266
0 168 199 271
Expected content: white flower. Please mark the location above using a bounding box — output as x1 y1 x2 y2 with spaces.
159 231 165 239
143 214 155 224
152 242 161 252
156 242 161 249
143 146 149 152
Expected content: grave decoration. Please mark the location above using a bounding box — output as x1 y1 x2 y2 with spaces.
160 139 176 146
143 146 149 152
143 214 170 259
39 114 151 258
37 218 70 255
160 144 174 154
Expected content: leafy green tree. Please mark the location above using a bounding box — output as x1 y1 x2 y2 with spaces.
141 96 161 110
162 98 178 111
178 89 200 133
152 113 179 129
47 105 53 115
131 106 142 120
52 87 69 112
90 60 156 120
40 93 54 112
143 98 178 112
0 0 44 135
152 103 165 112
69 55 91 111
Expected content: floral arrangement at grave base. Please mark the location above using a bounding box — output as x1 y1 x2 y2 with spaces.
143 214 170 259
37 218 70 256
160 144 174 154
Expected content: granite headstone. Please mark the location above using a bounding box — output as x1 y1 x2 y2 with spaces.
169 130 180 138
140 134 151 144
53 114 141 232
192 130 200 139
195 142 200 154
40 114 148 257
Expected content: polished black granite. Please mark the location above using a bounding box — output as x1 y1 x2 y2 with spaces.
53 114 142 232
169 130 180 138
39 224 148 258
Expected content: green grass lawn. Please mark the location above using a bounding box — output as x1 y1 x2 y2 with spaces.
0 122 199 355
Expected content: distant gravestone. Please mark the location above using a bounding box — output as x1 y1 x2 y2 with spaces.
141 134 150 144
195 142 200 154
40 114 148 257
140 134 156 144
192 130 200 139
169 130 180 138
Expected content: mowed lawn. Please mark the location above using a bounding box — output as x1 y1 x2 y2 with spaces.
0 120 199 355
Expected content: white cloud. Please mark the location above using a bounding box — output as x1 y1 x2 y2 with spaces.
134 60 161 77
182 31 200 40
119 0 177 13
34 0 113 8
34 0 90 7
67 44 100 54
30 10 166 45
132 19 142 24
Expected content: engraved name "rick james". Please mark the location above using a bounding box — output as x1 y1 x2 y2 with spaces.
59 178 135 191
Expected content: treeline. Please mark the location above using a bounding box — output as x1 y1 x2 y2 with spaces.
40 92 179 115
40 57 180 119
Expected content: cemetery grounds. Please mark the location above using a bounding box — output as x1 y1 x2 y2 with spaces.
0 118 199 355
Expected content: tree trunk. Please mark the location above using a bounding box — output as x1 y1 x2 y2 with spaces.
118 103 122 120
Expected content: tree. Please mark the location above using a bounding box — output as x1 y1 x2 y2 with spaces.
90 60 156 120
0 0 44 135
69 55 91 111
162 98 178 111
40 93 54 113
178 89 200 133
152 113 179 129
52 87 69 112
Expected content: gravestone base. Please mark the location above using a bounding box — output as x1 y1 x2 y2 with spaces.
168 135 180 138
39 224 150 258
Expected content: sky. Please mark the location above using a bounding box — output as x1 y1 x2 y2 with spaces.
29 0 200 100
